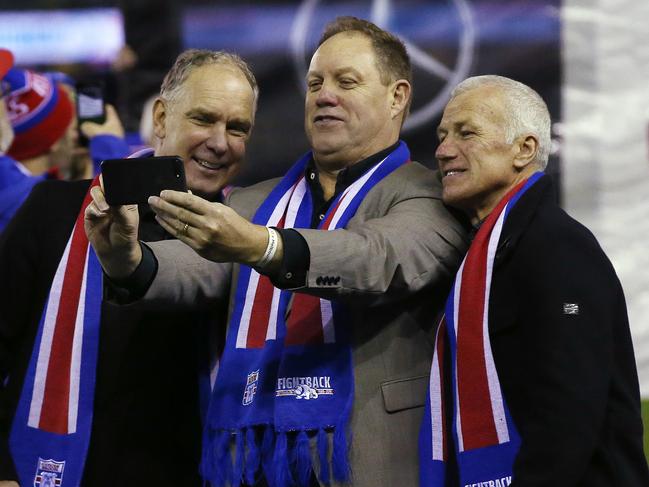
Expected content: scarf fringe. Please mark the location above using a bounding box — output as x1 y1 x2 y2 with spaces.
272 431 294 487
317 428 331 485
261 424 276 483
213 430 233 487
245 427 261 485
233 430 245 485
294 430 312 486
332 424 351 483
204 424 351 487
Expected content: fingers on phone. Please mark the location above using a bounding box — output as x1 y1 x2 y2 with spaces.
159 189 208 215
90 186 110 212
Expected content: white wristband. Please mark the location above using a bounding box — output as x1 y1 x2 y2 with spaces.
255 227 279 269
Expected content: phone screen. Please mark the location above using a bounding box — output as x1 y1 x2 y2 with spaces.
78 92 104 120
76 81 106 146
76 82 105 124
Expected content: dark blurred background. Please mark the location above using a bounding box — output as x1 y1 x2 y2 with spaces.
0 0 561 188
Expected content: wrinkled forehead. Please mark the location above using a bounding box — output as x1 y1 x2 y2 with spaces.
440 86 508 128
309 32 377 73
187 63 253 95
177 65 255 113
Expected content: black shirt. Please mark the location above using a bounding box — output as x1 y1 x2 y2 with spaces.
273 142 400 288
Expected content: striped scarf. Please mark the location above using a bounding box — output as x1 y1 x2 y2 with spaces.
419 172 543 486
9 177 103 487
202 142 410 487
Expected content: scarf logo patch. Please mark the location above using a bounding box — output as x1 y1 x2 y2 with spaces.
242 370 260 406
275 376 333 400
33 458 65 487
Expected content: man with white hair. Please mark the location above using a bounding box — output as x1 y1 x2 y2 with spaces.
420 75 649 486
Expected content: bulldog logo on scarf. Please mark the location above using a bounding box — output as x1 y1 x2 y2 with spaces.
202 143 411 487
275 376 333 400
33 458 65 487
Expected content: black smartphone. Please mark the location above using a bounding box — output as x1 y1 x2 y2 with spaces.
101 156 187 206
76 81 106 146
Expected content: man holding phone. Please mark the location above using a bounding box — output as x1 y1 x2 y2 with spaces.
85 18 467 487
0 49 257 487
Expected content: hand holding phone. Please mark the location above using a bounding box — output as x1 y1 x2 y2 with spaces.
101 156 187 205
79 104 125 140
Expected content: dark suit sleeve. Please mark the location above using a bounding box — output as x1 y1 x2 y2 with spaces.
508 224 625 485
0 183 48 481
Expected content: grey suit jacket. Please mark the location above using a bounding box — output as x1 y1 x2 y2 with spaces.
144 161 468 486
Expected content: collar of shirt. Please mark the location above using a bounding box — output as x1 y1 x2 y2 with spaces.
305 141 400 227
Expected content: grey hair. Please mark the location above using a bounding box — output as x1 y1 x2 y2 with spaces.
450 75 551 169
159 49 259 114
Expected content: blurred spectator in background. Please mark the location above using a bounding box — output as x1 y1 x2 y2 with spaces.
4 68 75 177
77 103 129 178
0 49 257 487
0 58 74 231
0 62 128 232
0 48 44 233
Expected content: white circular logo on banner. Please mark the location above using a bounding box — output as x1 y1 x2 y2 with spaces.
290 0 476 132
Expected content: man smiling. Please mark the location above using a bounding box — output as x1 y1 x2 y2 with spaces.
1 50 257 487
420 75 649 487
153 54 254 199
86 18 467 487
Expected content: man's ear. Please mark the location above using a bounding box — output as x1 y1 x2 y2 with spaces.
513 134 539 169
390 79 411 121
152 98 167 140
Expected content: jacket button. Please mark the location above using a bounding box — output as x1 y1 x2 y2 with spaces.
285 272 293 280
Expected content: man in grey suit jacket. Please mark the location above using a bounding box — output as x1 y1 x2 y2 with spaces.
86 17 467 487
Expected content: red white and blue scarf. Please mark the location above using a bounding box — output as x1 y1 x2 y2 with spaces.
9 177 103 487
419 172 543 486
202 142 410 487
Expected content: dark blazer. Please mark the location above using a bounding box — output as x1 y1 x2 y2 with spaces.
0 179 210 486
489 175 649 486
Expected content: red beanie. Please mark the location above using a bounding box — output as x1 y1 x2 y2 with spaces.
0 49 13 80
5 69 74 161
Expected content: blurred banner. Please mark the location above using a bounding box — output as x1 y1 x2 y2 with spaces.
563 0 649 395
0 8 124 65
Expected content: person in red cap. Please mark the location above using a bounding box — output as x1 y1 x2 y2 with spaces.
3 67 76 175
0 49 54 232
0 61 129 232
